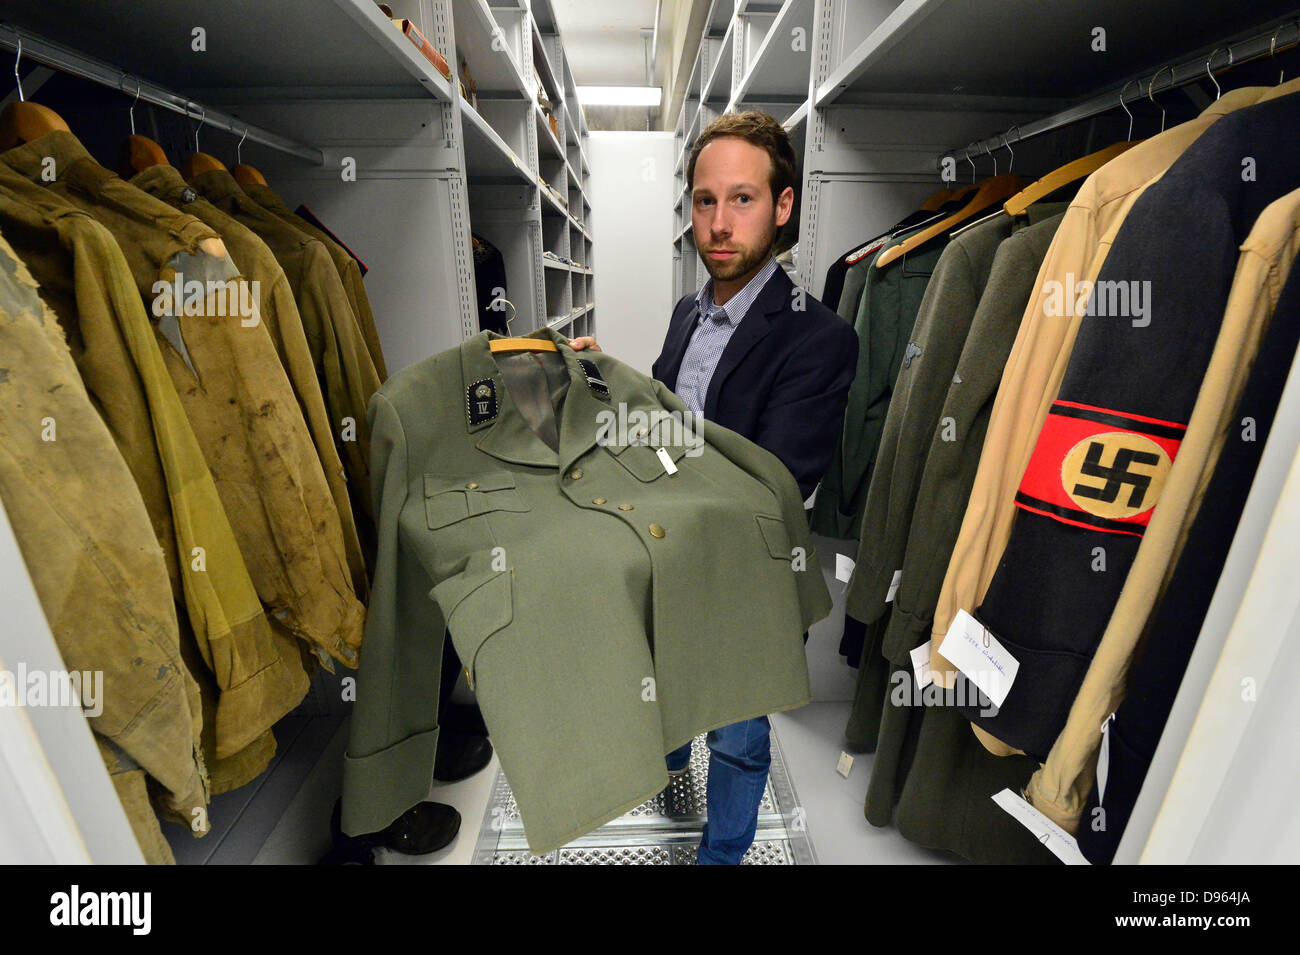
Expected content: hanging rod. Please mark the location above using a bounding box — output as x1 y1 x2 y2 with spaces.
0 23 324 166
943 16 1300 167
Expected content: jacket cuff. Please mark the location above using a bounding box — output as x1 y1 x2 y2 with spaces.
340 726 440 837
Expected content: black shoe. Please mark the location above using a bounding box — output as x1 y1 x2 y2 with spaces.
330 798 461 856
434 727 493 782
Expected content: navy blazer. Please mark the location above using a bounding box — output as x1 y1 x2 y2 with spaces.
652 265 858 499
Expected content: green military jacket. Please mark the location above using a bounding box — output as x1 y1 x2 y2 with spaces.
342 327 831 853
810 227 948 540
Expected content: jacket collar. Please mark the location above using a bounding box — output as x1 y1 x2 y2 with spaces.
0 130 100 185
461 327 614 472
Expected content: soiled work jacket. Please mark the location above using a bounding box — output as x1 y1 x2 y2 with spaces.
189 169 381 560
0 172 303 762
0 229 207 858
129 164 368 597
241 180 389 380
342 327 831 854
0 133 362 671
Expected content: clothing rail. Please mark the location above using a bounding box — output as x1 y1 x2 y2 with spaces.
941 16 1300 168
0 23 324 166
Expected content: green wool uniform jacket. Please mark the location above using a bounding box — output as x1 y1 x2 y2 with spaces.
810 228 948 540
342 327 831 853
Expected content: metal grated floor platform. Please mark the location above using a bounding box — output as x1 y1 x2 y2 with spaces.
471 725 815 864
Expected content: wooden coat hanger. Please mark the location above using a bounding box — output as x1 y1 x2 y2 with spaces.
489 338 558 353
230 126 268 186
232 164 267 187
919 187 951 211
1003 140 1137 216
0 101 69 150
875 173 1025 268
178 103 227 179
118 80 169 176
0 40 70 150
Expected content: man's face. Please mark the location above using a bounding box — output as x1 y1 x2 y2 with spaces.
691 136 793 284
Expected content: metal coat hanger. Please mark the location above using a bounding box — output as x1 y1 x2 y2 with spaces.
1147 65 1171 133
1205 47 1229 100
128 76 141 133
13 34 23 102
1119 78 1137 139
193 102 205 153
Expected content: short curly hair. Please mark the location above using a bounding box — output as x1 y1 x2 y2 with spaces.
686 110 798 206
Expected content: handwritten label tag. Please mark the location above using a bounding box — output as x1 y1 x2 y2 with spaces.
909 641 933 689
1097 713 1116 804
835 751 854 778
992 789 1090 865
937 609 1019 708
835 553 855 583
655 447 678 475
886 569 902 602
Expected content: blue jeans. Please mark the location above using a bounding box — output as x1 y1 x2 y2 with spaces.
666 716 771 865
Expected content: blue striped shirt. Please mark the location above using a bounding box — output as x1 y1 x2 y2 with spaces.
675 256 779 418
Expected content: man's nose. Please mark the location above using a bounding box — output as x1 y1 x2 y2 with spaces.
708 205 732 236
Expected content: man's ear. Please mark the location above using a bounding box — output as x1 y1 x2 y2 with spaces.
775 186 795 227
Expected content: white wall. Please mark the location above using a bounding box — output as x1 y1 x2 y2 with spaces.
590 131 677 375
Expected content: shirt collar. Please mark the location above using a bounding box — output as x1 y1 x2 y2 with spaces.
694 255 778 326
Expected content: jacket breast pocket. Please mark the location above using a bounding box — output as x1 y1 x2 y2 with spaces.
607 441 691 483
424 471 530 529
429 553 514 690
755 514 794 562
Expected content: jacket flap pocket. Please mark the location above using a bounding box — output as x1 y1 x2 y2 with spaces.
429 558 514 689
755 514 792 561
424 471 516 495
424 471 527 528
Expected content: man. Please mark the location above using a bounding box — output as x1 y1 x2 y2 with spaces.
571 110 858 863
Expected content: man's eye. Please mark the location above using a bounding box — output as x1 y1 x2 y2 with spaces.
736 194 751 204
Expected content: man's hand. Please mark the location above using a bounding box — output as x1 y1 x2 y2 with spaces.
568 336 601 352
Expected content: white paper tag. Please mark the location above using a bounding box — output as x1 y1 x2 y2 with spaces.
834 553 855 583
909 641 933 689
1097 713 1115 804
937 609 1019 708
992 789 1090 865
655 447 678 475
886 569 902 602
835 751 854 778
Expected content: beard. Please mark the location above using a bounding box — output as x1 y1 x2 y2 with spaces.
698 212 779 283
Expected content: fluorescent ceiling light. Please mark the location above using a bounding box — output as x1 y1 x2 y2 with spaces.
576 85 662 106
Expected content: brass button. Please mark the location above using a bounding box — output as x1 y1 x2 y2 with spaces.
649 523 665 538
465 482 479 489
592 497 606 505
569 468 583 480
618 504 634 511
